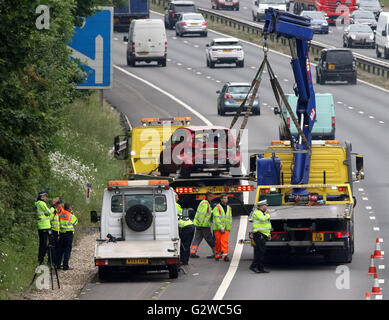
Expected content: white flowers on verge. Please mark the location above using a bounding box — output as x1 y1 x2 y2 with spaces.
48 151 96 191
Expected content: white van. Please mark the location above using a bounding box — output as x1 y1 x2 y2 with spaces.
125 19 167 67
376 12 389 59
252 0 287 22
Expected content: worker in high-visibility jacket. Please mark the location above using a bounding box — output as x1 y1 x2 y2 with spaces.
175 193 195 265
249 199 272 273
35 192 52 265
49 197 63 269
213 194 232 262
58 203 78 271
190 191 216 259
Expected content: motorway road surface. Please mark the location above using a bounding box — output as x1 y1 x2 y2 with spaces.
79 12 388 300
191 0 389 61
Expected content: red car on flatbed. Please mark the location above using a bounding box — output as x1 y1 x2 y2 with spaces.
159 126 241 177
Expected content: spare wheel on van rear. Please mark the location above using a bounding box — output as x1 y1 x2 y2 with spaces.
125 204 153 232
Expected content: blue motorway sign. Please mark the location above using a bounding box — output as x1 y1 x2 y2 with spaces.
68 7 113 89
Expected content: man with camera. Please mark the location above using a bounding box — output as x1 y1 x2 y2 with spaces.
249 199 272 273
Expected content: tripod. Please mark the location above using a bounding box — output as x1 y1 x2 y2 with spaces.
30 239 60 290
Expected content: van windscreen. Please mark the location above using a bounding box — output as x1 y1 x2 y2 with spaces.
174 4 196 12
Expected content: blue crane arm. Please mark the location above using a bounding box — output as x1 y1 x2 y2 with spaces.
263 9 317 194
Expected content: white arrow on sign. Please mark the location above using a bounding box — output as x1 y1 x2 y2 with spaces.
68 34 104 84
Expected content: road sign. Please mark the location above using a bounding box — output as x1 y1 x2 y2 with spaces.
68 7 113 89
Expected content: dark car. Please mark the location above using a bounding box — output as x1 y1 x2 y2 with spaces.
216 82 260 115
315 48 357 85
211 0 240 10
159 126 241 177
164 1 197 29
350 10 377 29
343 23 375 48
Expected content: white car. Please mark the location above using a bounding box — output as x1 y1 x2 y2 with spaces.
205 38 244 68
252 0 287 22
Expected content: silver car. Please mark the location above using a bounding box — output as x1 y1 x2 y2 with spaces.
343 23 375 48
217 82 260 116
175 13 207 37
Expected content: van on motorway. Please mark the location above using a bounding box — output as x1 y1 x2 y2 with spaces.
252 0 287 22
125 19 167 67
274 93 335 140
375 12 389 59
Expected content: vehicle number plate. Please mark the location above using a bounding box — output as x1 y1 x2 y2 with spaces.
223 49 233 52
328 64 335 70
236 99 244 103
312 233 324 242
137 52 148 56
190 23 199 26
126 258 149 264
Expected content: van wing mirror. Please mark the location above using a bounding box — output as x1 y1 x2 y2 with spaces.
355 154 364 180
114 135 129 160
273 106 280 115
123 35 128 42
90 211 100 223
382 30 387 37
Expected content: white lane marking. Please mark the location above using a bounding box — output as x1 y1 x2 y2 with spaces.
379 265 385 269
369 116 375 119
358 111 364 114
374 227 380 231
206 76 211 79
213 216 248 300
366 206 372 210
216 80 221 83
172 37 177 40
196 71 202 75
362 197 368 200
284 79 288 82
167 58 172 62
184 40 188 44
358 188 364 191
194 45 199 48
370 216 376 220
114 65 212 126
114 37 118 41
187 67 192 70
379 121 384 124
337 101 343 104
263 103 268 106
177 63 182 66
348 106 354 109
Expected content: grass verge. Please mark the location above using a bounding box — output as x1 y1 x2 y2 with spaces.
0 92 125 299
151 4 389 91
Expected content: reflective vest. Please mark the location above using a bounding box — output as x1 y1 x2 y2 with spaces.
193 200 212 228
59 209 78 233
212 204 232 231
50 207 62 232
35 200 51 230
176 203 193 229
252 209 272 237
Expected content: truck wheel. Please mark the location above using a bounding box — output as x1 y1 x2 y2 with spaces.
168 265 179 279
98 266 110 280
210 61 215 68
325 241 352 264
376 45 381 58
125 204 153 232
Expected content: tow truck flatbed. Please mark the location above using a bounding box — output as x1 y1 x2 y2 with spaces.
269 204 352 220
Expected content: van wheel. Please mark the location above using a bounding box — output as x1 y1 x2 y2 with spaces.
168 265 179 279
161 60 167 67
98 266 110 280
376 45 381 58
210 61 215 68
385 48 389 59
350 75 357 85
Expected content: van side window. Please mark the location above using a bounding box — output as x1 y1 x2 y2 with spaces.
111 195 123 213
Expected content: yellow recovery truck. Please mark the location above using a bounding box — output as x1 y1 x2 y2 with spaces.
245 140 364 263
114 117 253 216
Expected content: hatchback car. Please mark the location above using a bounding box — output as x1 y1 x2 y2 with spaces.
350 10 377 30
343 23 375 48
301 11 329 34
315 48 357 85
159 127 241 177
217 82 260 115
175 13 207 37
211 0 240 10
